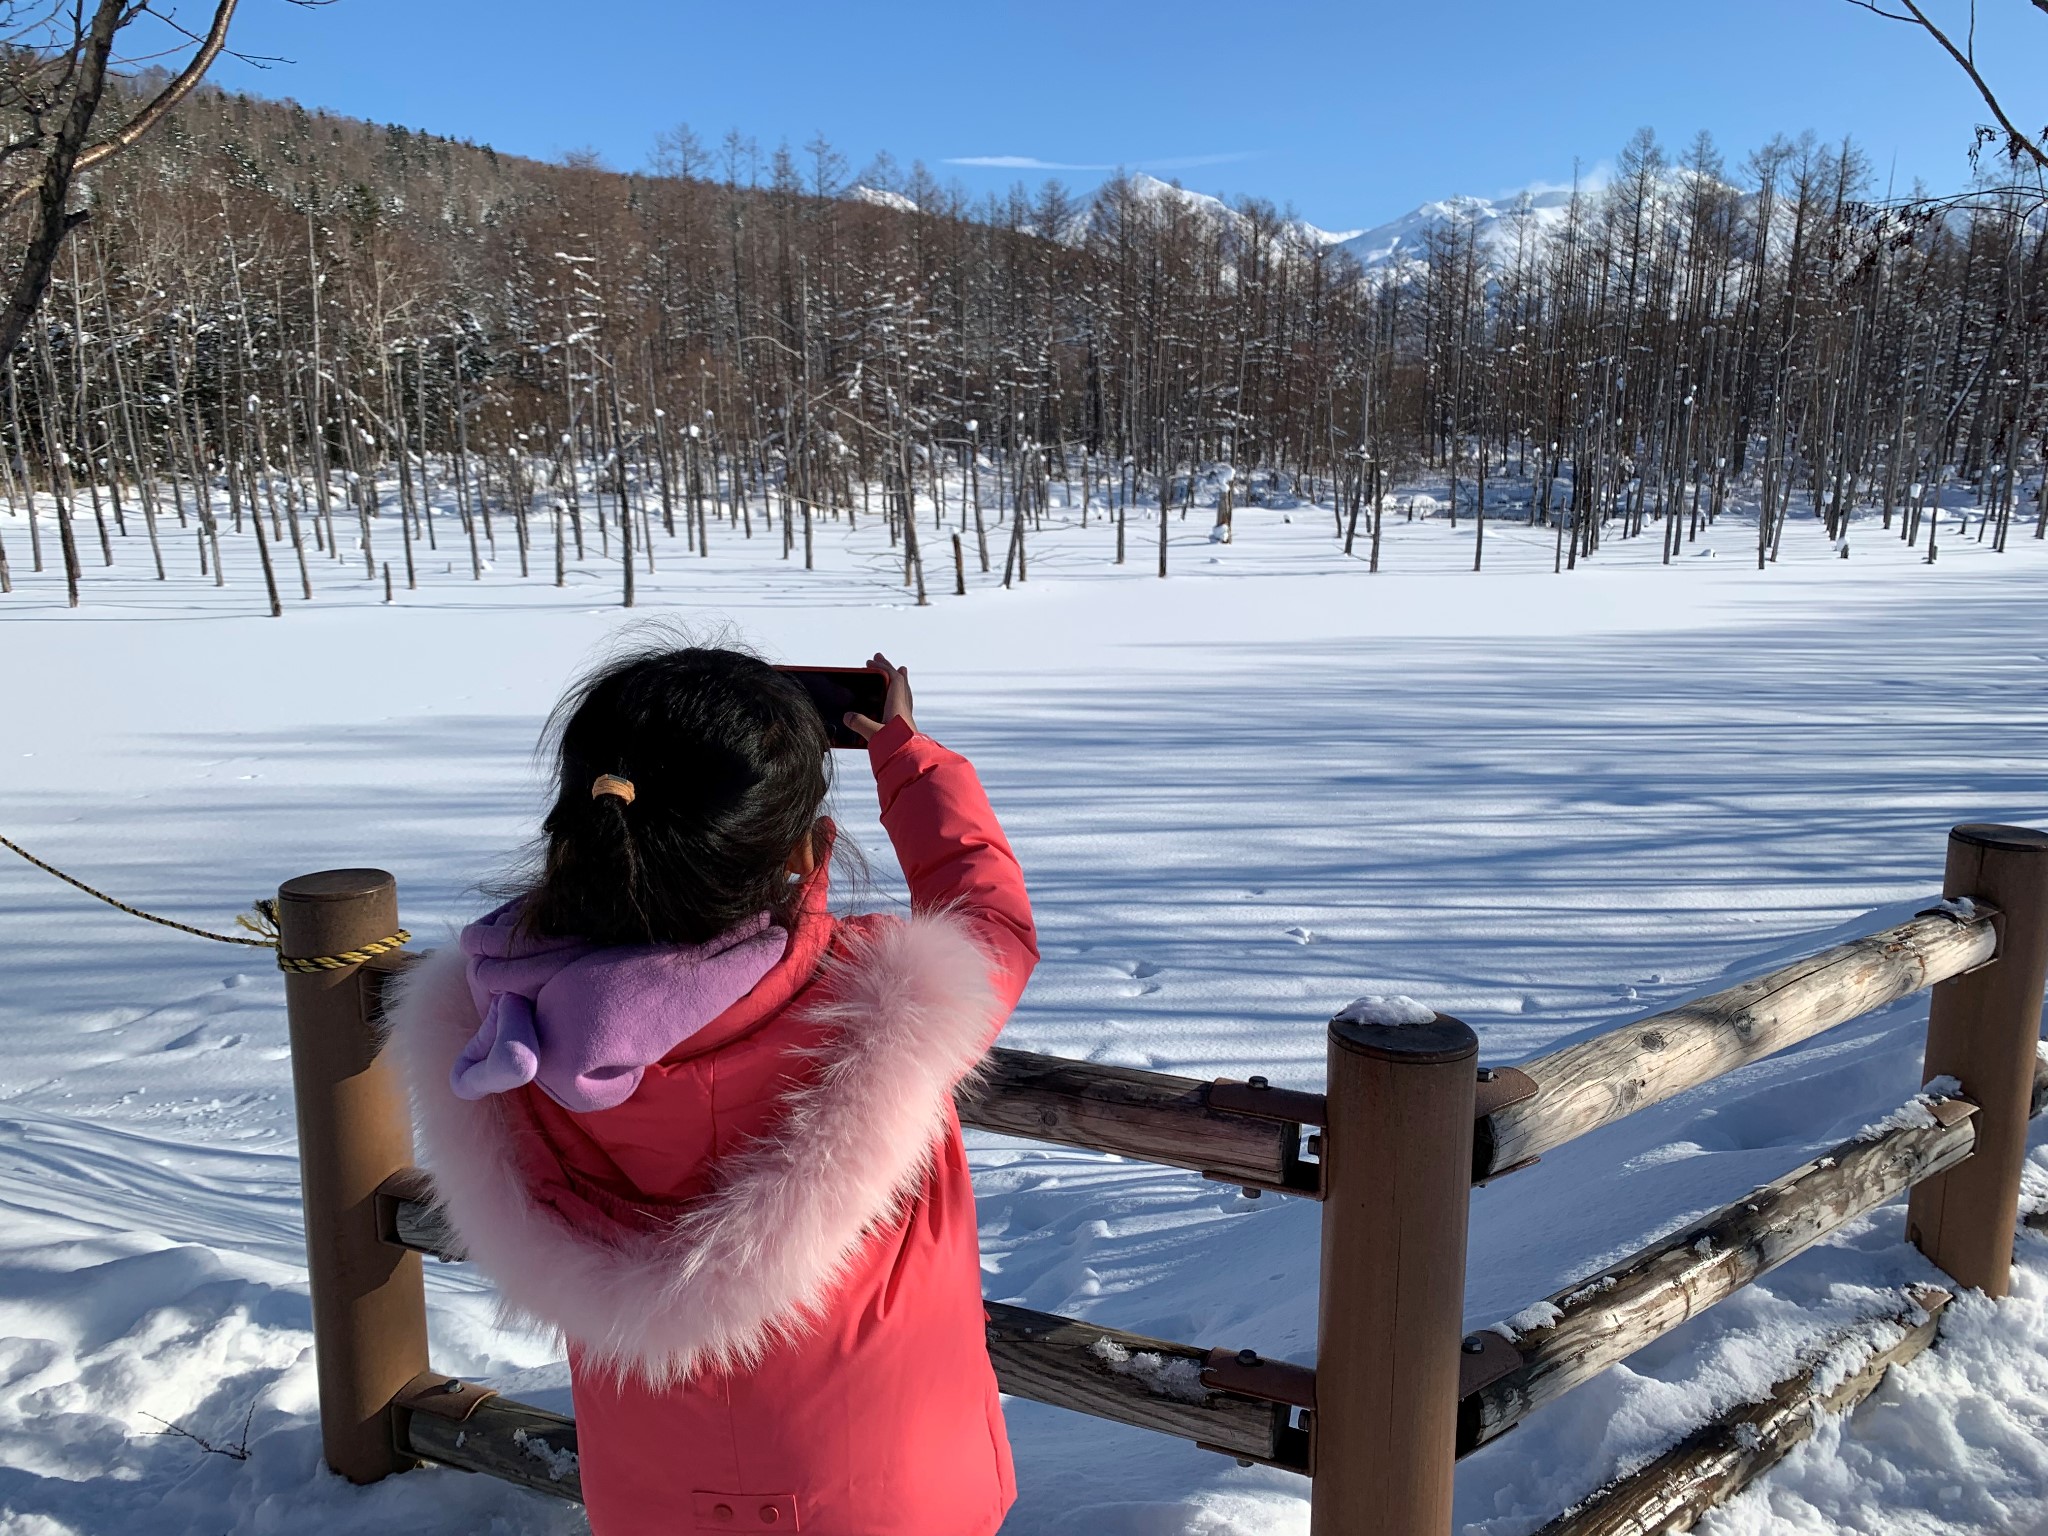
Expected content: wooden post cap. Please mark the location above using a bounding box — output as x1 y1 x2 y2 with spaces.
279 868 398 904
1328 1009 1478 1065
1951 824 2048 854
275 869 398 963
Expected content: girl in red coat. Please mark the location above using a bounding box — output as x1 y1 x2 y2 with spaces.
387 646 1036 1536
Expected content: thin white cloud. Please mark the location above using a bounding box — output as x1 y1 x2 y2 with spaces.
1510 164 1613 200
945 155 1113 170
945 151 1257 173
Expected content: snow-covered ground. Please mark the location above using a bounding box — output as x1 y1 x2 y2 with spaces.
2 486 2045 1535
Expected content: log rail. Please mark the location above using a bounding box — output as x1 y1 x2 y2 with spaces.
1475 906 2000 1181
1460 1086 1980 1455
1532 1289 1952 1536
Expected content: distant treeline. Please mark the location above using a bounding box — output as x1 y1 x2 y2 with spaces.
0 82 2043 606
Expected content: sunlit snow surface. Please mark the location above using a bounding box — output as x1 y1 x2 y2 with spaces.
2 488 2045 1533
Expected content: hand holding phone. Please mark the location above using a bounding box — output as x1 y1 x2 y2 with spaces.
841 655 914 743
775 656 913 749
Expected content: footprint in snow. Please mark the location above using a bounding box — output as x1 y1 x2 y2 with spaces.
1285 927 1313 944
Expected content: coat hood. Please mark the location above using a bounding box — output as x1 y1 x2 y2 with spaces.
453 902 788 1113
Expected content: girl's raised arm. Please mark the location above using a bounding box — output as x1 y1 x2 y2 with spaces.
864 712 1037 1016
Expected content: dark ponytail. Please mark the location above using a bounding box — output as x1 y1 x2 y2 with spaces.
514 644 831 947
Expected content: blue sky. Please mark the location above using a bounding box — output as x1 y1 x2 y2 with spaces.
195 0 2048 231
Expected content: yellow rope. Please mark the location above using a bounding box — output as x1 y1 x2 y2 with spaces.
240 898 413 974
1 834 410 973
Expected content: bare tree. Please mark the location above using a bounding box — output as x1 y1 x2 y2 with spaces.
0 0 253 362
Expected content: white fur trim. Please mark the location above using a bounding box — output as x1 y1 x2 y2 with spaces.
382 914 1003 1387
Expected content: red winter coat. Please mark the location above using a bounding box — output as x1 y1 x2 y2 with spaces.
389 719 1037 1535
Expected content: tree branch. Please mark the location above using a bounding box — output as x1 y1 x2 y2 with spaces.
2 0 240 212
0 0 124 363
1847 0 2048 171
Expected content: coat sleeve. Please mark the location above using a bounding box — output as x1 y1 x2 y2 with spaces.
866 715 1038 1018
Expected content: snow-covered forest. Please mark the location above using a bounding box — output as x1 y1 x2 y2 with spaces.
4 77 2046 610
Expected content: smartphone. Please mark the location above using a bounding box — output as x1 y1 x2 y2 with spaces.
776 666 889 750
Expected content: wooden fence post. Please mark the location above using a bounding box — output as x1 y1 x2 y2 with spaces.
1312 1009 1478 1536
278 868 430 1482
1908 824 2048 1297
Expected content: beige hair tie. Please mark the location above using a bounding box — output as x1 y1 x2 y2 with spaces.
591 774 636 805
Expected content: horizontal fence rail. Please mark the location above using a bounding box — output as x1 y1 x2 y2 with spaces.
984 1302 1309 1470
961 1049 1323 1195
1460 1085 1981 1455
1475 907 1999 1181
395 1373 580 1502
1533 1288 1952 1536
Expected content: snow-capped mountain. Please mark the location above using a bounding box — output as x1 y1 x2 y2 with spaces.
846 170 1604 277
1120 172 1362 249
848 184 918 213
1335 187 1578 272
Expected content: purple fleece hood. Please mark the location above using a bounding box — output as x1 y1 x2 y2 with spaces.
451 901 788 1113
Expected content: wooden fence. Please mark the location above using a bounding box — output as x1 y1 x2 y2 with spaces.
276 823 2048 1535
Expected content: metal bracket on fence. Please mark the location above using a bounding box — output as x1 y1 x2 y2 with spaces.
1456 1331 1524 1398
1916 899 2005 978
1474 1156 1541 1186
1205 1077 1328 1126
1202 1078 1328 1198
1471 1067 1543 1185
394 1372 500 1425
1473 1066 1538 1118
1200 1346 1317 1410
1926 1094 1980 1130
1196 1351 1314 1486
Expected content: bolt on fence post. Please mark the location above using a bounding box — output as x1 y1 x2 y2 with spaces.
1908 825 2048 1298
1312 1008 1479 1536
278 868 429 1482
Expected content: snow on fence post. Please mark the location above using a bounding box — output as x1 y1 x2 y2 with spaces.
1908 824 2048 1298
1312 1003 1477 1536
278 868 430 1483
